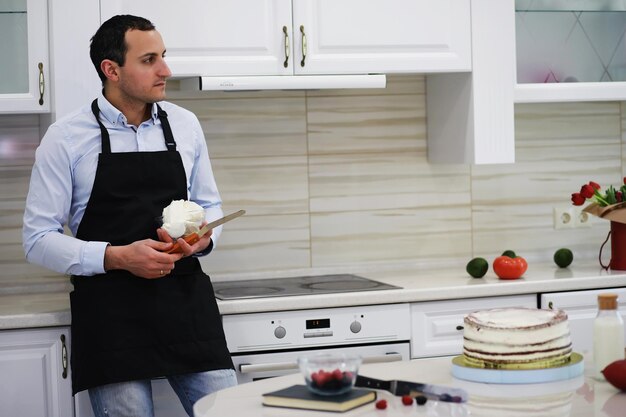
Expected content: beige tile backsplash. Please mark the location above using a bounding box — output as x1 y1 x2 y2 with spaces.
1 75 625 286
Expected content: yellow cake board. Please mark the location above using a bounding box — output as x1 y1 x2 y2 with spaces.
451 353 584 384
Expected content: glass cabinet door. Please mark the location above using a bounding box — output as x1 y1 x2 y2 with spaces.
0 0 28 94
0 0 49 112
514 0 626 102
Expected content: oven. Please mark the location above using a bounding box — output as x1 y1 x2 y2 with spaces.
222 303 411 383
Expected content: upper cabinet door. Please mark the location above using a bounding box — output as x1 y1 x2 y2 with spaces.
0 0 49 113
101 0 471 77
292 0 471 74
100 0 293 77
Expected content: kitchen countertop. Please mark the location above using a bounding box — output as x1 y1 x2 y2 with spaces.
193 355 626 417
2 260 626 330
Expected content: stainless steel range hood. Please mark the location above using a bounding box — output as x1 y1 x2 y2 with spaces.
179 74 386 91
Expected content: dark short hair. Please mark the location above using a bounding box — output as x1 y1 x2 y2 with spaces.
90 15 155 83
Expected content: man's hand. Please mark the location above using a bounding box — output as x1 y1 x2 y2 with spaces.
104 239 183 279
156 225 213 257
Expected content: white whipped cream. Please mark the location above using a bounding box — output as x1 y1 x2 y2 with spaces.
161 200 205 238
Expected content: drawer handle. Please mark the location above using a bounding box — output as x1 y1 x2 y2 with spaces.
300 25 307 67
456 325 464 331
38 62 45 106
548 301 554 309
60 334 68 379
282 26 290 68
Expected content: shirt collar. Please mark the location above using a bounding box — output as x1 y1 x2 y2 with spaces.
97 93 160 126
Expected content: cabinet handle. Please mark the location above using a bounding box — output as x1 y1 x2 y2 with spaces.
38 62 45 106
282 26 290 68
548 301 554 309
60 334 68 379
300 25 307 67
456 325 464 331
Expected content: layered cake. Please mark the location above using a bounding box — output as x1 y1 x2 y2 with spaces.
462 307 572 369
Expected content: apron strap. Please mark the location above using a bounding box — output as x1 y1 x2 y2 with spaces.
156 104 177 151
91 99 178 153
91 99 112 154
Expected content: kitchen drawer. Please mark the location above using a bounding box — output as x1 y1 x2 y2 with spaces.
410 294 537 358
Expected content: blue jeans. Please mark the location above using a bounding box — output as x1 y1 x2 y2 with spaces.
88 369 237 417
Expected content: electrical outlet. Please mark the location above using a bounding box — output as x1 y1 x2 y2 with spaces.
573 206 592 228
553 206 592 229
553 207 573 229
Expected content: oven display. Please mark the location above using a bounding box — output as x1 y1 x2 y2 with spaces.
306 318 330 329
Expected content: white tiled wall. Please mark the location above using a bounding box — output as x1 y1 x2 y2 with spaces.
1 75 624 288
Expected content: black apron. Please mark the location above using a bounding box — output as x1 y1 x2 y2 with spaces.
69 99 233 394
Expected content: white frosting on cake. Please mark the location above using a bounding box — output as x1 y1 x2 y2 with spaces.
463 308 572 365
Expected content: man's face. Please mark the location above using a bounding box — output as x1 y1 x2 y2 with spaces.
117 29 172 104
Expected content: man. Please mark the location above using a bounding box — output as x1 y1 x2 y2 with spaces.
22 15 236 417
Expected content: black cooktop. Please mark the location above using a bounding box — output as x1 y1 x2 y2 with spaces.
212 274 400 300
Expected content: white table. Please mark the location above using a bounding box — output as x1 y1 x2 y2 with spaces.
194 356 626 417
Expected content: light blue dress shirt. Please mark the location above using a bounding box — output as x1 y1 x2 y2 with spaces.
22 95 223 276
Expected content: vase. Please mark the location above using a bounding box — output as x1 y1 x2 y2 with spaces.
610 221 626 270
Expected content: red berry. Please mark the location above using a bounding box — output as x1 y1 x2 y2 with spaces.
401 395 413 405
375 399 387 409
332 368 343 380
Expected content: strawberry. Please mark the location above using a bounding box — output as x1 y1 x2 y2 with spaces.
332 368 343 380
602 359 626 390
401 395 413 405
375 399 387 410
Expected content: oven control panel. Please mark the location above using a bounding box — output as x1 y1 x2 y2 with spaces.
222 303 410 353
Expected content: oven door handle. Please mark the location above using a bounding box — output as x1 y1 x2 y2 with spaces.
238 352 404 374
239 361 299 374
362 352 404 364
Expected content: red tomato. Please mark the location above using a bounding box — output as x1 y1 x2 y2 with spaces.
493 256 527 280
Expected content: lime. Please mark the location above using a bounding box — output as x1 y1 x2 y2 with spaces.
501 250 516 258
554 248 573 268
466 257 488 278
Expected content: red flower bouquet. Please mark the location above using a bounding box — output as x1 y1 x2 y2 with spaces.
571 179 626 207
571 178 626 270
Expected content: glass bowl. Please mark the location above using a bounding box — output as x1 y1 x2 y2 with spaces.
297 353 362 396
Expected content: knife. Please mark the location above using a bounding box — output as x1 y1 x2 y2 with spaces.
354 375 468 403
166 209 246 254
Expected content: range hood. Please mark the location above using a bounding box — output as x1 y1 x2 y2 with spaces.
178 74 386 91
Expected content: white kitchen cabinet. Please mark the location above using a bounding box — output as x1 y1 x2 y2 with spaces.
100 0 471 77
290 0 470 74
44 0 101 121
427 0 517 164
0 0 50 113
410 294 537 358
540 288 626 355
0 327 72 417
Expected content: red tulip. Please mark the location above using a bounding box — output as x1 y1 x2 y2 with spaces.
589 181 601 190
617 191 623 202
580 184 595 199
571 192 585 206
